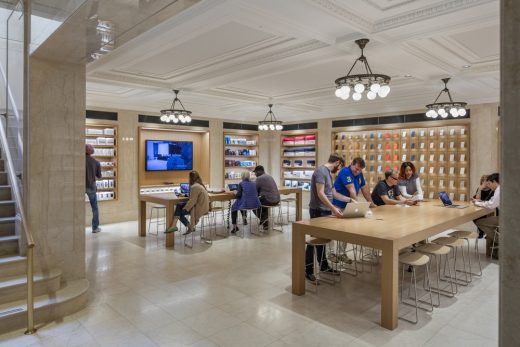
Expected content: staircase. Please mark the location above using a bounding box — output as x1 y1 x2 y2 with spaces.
0 158 89 334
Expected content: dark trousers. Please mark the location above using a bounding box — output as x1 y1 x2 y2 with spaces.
86 187 99 230
231 210 247 225
305 208 331 274
254 197 279 226
174 202 189 227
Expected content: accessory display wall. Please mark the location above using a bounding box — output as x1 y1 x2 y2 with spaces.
333 125 469 201
85 123 118 201
281 132 317 192
223 132 259 185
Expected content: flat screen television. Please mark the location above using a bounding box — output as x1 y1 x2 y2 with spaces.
145 140 193 171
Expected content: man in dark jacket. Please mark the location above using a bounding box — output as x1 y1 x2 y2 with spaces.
86 144 102 233
253 165 280 230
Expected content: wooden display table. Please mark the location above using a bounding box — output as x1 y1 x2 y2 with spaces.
291 201 490 330
139 187 302 247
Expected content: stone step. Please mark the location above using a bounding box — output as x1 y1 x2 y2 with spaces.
0 200 15 218
0 255 26 277
0 216 16 237
0 279 89 335
0 269 62 305
0 185 12 200
0 235 19 257
0 172 7 186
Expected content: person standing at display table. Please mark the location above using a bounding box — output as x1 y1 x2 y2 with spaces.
230 172 261 234
86 144 102 233
305 154 345 282
332 157 375 208
473 173 500 257
166 171 210 235
473 174 495 238
397 162 424 200
371 169 417 206
252 165 280 230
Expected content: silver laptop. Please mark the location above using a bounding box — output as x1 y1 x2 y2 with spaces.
342 202 370 218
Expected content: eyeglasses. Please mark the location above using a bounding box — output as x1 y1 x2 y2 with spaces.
390 176 399 180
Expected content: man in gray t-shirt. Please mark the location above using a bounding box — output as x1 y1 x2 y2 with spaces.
305 154 345 282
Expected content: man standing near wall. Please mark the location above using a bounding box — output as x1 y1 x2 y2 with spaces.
86 144 102 233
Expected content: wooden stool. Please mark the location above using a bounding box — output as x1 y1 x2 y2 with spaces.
399 252 433 324
306 238 336 292
416 243 456 305
280 197 296 224
432 236 470 286
449 230 482 277
261 203 283 232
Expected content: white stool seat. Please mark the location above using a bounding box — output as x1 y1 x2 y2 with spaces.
416 244 451 256
399 252 430 266
449 230 478 239
432 236 466 247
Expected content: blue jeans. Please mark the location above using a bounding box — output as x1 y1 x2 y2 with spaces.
86 188 99 230
174 202 190 227
305 208 331 274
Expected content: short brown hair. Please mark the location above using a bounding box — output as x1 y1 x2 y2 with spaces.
351 157 366 169
328 154 345 167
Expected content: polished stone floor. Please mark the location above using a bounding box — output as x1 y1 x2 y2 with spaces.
0 212 498 346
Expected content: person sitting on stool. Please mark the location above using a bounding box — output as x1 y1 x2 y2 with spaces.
252 165 280 230
473 173 500 258
230 172 261 234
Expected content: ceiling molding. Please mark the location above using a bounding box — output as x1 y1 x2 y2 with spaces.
305 0 374 33
373 0 497 32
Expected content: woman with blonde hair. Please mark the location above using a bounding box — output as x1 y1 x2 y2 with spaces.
167 171 210 235
230 171 261 234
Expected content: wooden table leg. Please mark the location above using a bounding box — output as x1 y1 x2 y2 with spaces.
381 242 398 330
295 189 302 221
165 202 175 248
139 200 146 237
292 225 306 295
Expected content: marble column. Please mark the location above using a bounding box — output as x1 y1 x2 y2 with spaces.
28 57 86 280
500 0 520 346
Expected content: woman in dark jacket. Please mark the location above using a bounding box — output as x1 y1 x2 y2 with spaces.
230 172 261 233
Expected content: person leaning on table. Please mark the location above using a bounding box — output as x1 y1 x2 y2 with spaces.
332 156 376 208
371 169 417 206
397 161 424 200
305 153 345 282
473 173 500 258
473 174 495 238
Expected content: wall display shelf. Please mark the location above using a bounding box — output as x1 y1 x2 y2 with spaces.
85 123 118 201
223 132 259 184
332 124 469 201
281 132 317 192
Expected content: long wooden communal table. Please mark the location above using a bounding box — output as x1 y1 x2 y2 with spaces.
139 187 303 247
291 201 491 330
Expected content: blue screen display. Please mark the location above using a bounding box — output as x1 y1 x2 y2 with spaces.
145 140 193 171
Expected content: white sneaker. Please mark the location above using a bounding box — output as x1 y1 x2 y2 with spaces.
92 228 101 233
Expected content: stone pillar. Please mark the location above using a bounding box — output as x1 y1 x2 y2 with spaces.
208 119 223 187
500 0 520 346
27 57 86 280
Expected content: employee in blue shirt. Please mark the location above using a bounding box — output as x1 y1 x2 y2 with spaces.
333 157 375 208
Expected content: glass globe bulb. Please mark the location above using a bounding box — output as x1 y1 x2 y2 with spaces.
168 114 176 121
160 115 168 122
354 83 365 93
367 91 376 100
276 124 283 131
370 83 381 93
449 107 458 115
438 108 446 115
458 108 467 116
431 110 439 119
178 114 185 121
340 85 350 96
185 115 191 123
378 85 390 97
425 110 432 118
340 93 349 100
269 124 275 130
352 92 362 101
335 88 342 98
172 117 179 123
258 124 262 130
279 125 283 131
452 112 459 118
441 110 448 118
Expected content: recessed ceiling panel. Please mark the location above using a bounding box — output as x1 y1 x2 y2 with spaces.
119 22 274 77
450 25 499 59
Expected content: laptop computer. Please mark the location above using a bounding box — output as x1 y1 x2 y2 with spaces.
438 191 468 209
342 202 370 218
228 183 238 191
180 183 190 196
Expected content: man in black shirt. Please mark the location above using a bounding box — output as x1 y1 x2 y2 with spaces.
86 144 102 233
371 170 416 206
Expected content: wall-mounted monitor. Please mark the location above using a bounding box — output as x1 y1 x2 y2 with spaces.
145 140 193 171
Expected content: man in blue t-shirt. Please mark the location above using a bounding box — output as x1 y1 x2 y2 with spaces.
333 157 375 208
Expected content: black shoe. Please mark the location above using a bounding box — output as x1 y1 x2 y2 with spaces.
478 231 485 239
230 227 239 234
407 265 413 273
243 219 248 225
321 267 340 276
305 273 318 282
262 223 269 231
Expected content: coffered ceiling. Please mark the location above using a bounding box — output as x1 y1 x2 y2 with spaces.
86 0 500 122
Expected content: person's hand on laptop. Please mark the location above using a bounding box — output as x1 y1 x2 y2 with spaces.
404 199 417 206
332 206 343 218
369 202 376 208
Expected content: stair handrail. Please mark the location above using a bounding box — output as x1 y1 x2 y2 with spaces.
0 116 35 334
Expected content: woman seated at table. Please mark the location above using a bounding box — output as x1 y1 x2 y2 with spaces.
167 171 210 235
397 162 423 201
230 172 261 233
